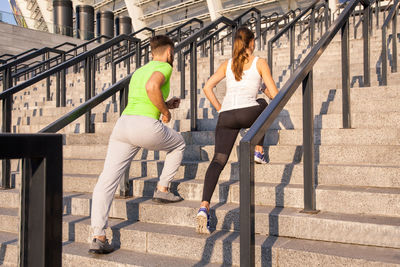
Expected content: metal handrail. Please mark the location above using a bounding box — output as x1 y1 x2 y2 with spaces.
0 49 38 64
0 47 65 72
239 0 372 265
11 35 112 80
381 0 399 85
131 27 155 37
165 18 204 36
39 75 131 134
0 34 140 101
268 0 328 74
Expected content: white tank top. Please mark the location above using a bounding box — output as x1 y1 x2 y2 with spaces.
219 57 262 112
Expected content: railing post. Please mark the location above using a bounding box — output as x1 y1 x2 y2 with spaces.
19 136 63 267
376 0 379 29
92 55 97 96
342 18 351 128
84 56 93 133
391 7 397 73
363 4 371 87
56 71 60 107
324 1 329 31
290 25 295 73
268 41 273 75
311 7 316 46
301 70 318 213
382 25 388 85
1 68 12 189
210 37 215 76
180 53 185 99
61 53 66 107
239 140 255 267
111 46 116 103
190 41 198 131
256 11 262 50
46 52 51 101
119 85 131 197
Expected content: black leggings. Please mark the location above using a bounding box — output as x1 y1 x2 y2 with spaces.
201 98 268 203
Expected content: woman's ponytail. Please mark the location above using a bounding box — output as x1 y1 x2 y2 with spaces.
232 27 255 81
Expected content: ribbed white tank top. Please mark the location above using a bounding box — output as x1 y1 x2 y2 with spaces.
219 57 262 112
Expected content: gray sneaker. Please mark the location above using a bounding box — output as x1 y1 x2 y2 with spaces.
152 189 183 203
88 238 114 254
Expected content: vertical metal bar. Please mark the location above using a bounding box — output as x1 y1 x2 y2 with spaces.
239 141 255 267
302 71 317 212
46 52 51 101
268 41 273 75
392 9 397 72
256 11 261 50
61 54 66 107
56 72 60 107
136 41 142 68
341 19 351 128
311 8 316 46
92 56 96 96
20 139 63 267
210 37 215 76
382 26 388 85
111 46 116 103
180 53 185 99
84 57 92 133
119 85 131 197
1 68 12 189
363 4 371 87
190 42 198 131
376 0 379 28
290 25 295 73
324 2 329 31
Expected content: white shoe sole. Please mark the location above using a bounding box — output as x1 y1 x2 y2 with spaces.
196 215 211 235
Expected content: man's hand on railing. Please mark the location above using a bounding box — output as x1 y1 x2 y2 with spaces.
166 96 181 109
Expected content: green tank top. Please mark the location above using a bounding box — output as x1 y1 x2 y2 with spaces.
122 61 172 120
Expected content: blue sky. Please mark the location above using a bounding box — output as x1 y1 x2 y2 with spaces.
0 1 12 13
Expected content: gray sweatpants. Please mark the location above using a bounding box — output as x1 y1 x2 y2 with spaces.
91 115 185 236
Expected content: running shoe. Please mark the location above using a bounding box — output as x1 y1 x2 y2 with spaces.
88 238 114 254
254 151 268 164
196 207 211 234
152 189 183 203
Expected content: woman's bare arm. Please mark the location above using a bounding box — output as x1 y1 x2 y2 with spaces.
257 58 279 99
202 61 228 111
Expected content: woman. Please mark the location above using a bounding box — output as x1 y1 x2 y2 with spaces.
196 27 279 234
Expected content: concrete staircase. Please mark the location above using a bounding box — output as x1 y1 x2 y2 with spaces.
1 15 400 266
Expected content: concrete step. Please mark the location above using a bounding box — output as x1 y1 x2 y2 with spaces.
1 227 399 266
62 143 400 167
0 231 219 267
60 159 400 193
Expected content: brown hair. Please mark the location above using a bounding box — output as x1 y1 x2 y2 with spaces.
232 27 255 81
150 35 174 55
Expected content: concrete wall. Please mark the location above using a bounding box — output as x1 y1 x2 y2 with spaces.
0 22 87 56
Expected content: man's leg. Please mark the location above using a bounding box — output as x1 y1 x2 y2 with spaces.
91 134 139 245
140 121 185 202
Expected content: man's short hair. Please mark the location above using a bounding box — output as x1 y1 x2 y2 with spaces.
150 35 174 55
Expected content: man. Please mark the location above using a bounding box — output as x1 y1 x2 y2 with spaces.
89 35 185 254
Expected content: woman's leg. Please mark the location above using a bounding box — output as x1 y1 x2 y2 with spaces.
201 115 240 208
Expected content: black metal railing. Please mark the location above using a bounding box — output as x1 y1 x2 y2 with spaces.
267 0 329 75
0 133 63 267
0 34 141 189
239 0 372 265
261 9 300 49
0 48 38 65
381 0 399 85
39 76 132 196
